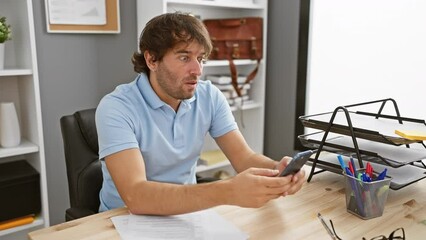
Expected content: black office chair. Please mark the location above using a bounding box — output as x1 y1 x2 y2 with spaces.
60 108 218 221
60 108 102 221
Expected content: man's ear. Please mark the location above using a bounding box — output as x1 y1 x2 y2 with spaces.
144 51 157 71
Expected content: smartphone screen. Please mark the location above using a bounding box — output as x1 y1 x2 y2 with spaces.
278 150 316 177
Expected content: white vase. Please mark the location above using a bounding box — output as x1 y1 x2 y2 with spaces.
0 43 4 70
0 102 21 148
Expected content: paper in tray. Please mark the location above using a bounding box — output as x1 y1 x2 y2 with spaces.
299 131 426 168
299 111 426 145
310 151 426 190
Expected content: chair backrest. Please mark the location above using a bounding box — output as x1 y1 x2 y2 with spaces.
60 108 102 220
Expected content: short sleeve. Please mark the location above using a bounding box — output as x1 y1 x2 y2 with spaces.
208 84 238 138
96 96 139 159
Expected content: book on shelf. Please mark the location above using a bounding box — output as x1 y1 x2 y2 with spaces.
222 89 248 99
198 150 228 166
205 75 247 85
232 95 253 106
227 95 251 106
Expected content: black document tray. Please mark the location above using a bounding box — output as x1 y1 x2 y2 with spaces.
299 111 426 146
309 151 426 190
299 131 426 168
299 98 426 188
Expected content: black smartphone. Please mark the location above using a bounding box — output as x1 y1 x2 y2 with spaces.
278 150 317 177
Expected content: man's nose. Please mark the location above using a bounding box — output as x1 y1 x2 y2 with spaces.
189 59 203 76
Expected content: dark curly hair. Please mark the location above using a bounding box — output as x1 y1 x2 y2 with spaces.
132 12 213 74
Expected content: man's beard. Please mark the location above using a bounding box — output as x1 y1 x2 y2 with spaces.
156 64 197 100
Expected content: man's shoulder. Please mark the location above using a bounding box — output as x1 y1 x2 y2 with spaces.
109 80 139 98
196 80 222 97
100 79 140 104
97 80 141 117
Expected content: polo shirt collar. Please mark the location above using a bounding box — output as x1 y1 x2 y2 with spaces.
136 73 197 110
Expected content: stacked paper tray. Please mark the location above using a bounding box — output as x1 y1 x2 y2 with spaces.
299 131 426 168
308 151 426 190
299 111 426 145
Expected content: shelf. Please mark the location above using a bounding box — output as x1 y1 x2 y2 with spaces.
230 102 261 112
0 0 49 238
0 139 39 159
167 0 264 9
196 149 233 173
196 160 231 173
0 69 33 77
0 217 43 237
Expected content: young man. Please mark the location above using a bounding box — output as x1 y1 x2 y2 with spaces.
96 12 305 215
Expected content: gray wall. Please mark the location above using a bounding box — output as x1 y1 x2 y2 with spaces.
264 0 300 159
32 1 300 225
32 1 138 225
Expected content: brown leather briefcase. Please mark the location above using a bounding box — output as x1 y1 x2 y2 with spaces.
203 17 263 97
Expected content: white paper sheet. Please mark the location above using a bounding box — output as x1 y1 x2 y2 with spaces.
111 209 248 240
47 0 106 25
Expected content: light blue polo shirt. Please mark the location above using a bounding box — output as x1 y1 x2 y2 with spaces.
96 73 238 212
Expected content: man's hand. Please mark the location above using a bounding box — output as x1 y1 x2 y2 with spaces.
225 166 305 208
275 156 306 196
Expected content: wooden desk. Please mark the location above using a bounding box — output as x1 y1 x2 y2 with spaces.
29 170 426 240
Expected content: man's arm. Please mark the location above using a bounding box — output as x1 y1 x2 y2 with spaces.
216 129 306 196
105 148 295 215
215 129 280 172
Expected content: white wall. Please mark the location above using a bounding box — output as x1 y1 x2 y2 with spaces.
306 0 426 121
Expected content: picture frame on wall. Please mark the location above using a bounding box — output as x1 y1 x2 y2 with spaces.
45 0 120 34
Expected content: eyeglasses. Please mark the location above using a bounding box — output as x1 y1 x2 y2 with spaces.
317 213 405 240
317 213 342 240
362 227 405 240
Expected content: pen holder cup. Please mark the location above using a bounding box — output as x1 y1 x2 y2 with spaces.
343 169 391 220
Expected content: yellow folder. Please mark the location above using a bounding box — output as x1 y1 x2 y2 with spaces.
200 150 228 166
0 215 34 230
395 129 426 141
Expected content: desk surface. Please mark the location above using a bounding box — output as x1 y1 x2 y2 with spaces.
29 169 426 240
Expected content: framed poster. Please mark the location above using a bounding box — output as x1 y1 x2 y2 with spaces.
45 0 120 34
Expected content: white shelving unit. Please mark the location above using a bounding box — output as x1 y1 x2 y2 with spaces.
137 0 268 176
0 0 49 239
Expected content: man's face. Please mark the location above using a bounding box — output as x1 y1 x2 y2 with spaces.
150 41 206 108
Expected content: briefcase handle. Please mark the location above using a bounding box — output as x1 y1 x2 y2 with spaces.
218 18 247 28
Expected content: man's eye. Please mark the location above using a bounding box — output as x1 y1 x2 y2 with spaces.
179 56 189 61
198 57 206 64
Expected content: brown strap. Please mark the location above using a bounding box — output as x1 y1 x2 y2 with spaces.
244 59 261 84
228 58 241 97
229 59 261 97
